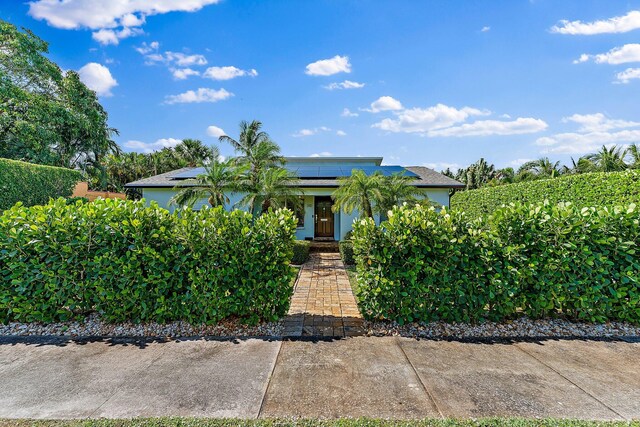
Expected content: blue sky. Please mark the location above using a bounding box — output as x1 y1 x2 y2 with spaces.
2 0 640 170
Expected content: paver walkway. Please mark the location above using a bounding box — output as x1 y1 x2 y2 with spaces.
284 253 364 337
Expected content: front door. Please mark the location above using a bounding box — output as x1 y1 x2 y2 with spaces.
314 196 334 238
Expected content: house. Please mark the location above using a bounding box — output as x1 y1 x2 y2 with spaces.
125 156 464 241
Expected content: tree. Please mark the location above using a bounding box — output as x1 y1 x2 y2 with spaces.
237 167 301 214
375 173 423 215
219 120 284 178
464 158 496 190
585 145 627 172
626 144 640 169
0 20 119 185
332 169 383 219
174 138 216 167
169 153 244 208
517 157 562 180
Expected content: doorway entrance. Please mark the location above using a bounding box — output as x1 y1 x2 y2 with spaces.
314 196 334 239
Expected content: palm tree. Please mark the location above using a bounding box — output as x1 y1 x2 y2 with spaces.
332 169 383 219
169 156 244 208
219 120 284 176
517 157 561 179
174 139 216 167
465 158 496 190
563 156 595 175
375 173 423 215
585 145 628 172
236 167 301 214
626 144 640 169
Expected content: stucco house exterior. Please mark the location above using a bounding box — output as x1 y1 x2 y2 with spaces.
125 156 464 241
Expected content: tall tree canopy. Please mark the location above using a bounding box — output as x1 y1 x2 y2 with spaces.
0 20 118 187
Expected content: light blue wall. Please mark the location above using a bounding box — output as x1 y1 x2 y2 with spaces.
142 186 451 241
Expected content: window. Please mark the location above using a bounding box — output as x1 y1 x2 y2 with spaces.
286 196 305 228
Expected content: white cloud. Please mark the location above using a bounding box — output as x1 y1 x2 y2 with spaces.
373 103 488 133
575 44 640 65
163 51 207 66
562 113 640 132
171 68 200 80
305 55 351 76
336 130 347 136
164 88 233 104
93 26 143 45
535 113 640 154
615 67 640 83
324 80 365 90
206 125 226 138
366 96 403 113
77 62 117 96
310 151 333 157
203 66 258 80
28 0 220 44
536 130 640 154
124 137 182 154
292 126 331 137
427 118 548 137
135 41 159 55
341 108 359 117
481 26 491 32
551 10 640 35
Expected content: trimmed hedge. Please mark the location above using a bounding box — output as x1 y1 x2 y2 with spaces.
292 240 310 265
0 158 83 210
339 240 355 265
0 198 297 324
451 170 640 218
352 203 640 324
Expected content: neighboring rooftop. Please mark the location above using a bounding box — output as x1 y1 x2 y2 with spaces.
125 157 464 189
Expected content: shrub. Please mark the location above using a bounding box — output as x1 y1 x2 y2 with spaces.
0 198 297 324
352 203 640 324
0 158 83 210
339 240 355 265
451 170 640 218
291 240 310 265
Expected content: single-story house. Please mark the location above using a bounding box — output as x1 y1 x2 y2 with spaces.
125 156 464 241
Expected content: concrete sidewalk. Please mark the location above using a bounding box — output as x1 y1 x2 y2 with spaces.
0 336 638 420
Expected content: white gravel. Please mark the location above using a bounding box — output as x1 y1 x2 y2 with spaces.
364 317 640 339
1 313 639 339
0 313 284 338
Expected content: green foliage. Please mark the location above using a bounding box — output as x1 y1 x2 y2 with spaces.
352 202 640 324
451 170 640 218
0 198 297 324
339 240 355 266
291 240 310 265
0 20 118 184
0 158 82 209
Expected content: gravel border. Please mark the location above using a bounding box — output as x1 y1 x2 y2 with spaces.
1 313 639 339
364 317 640 339
0 313 284 338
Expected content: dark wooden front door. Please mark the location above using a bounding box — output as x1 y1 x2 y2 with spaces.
314 196 334 238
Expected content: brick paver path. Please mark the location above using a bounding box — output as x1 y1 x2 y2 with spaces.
283 253 364 337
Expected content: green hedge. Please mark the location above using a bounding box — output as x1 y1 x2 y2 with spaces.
292 240 310 265
0 198 297 324
339 241 355 265
0 158 83 210
451 170 640 218
352 203 640 324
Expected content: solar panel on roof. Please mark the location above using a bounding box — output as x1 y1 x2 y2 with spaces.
172 167 206 179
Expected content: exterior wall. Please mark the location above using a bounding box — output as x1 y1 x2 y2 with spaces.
142 186 452 241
